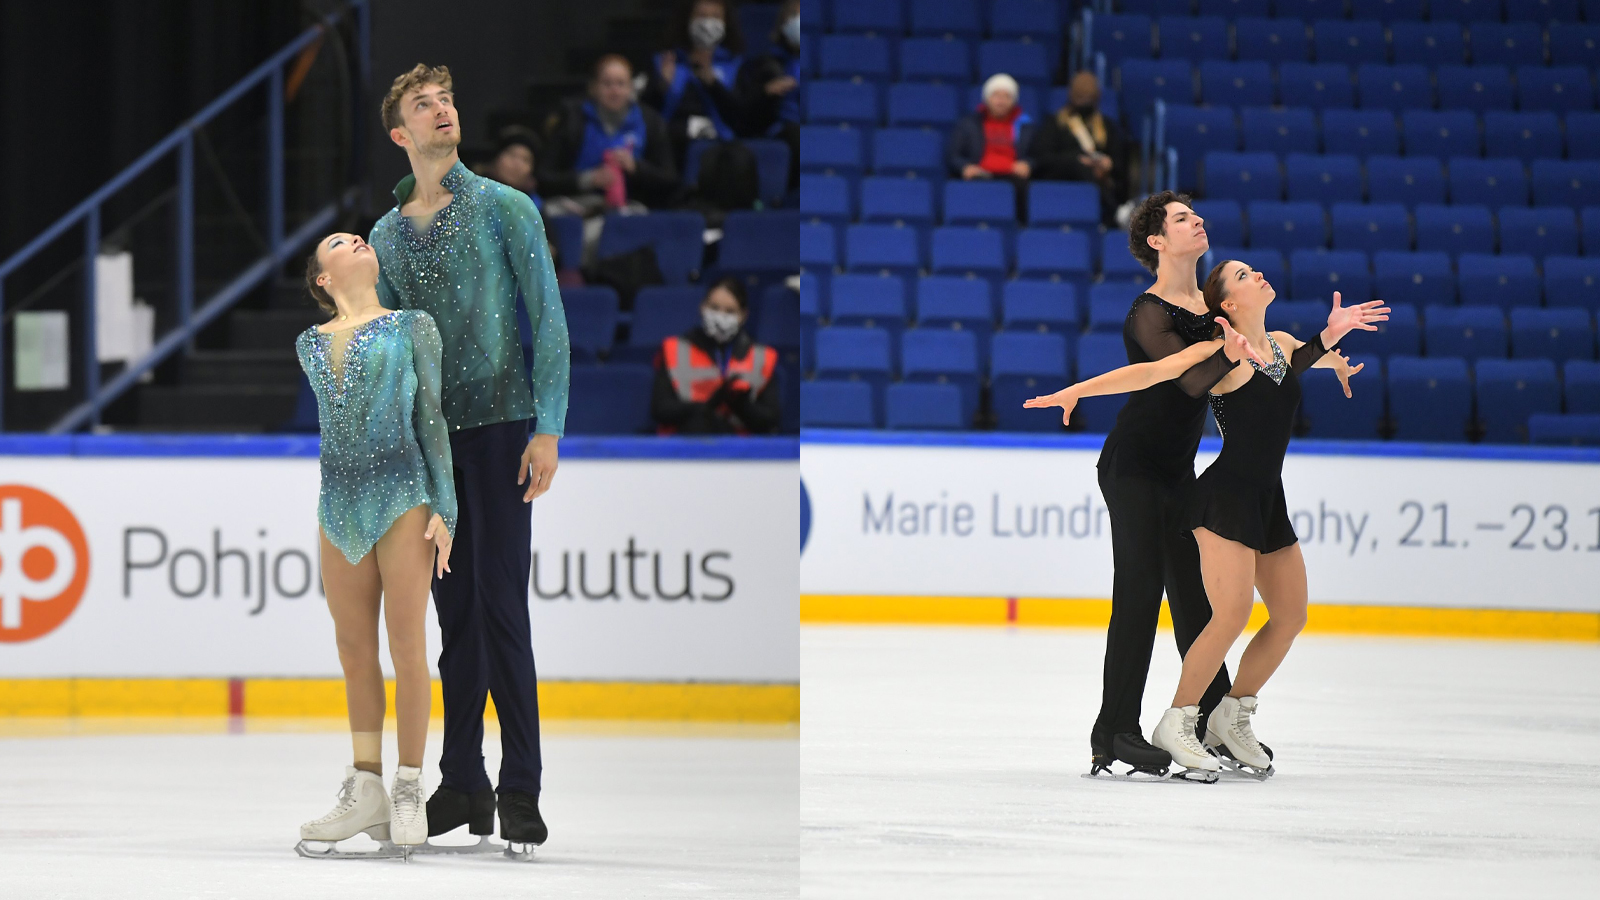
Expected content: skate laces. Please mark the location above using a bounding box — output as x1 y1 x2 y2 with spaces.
392 778 423 822
1230 703 1265 759
1177 710 1208 756
310 774 360 825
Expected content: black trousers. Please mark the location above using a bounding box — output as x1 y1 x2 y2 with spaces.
434 419 542 797
1093 469 1232 741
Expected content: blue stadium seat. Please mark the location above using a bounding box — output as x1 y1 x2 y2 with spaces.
1299 353 1385 439
860 177 935 227
929 226 1008 284
920 275 997 326
1074 332 1133 431
898 38 972 84
885 83 960 128
1264 298 1329 336
800 125 865 177
1103 230 1152 280
1119 59 1197 110
1424 304 1507 360
819 34 893 82
1246 201 1327 255
943 181 1017 228
1200 61 1276 108
1483 112 1562 166
1402 110 1480 159
801 174 852 227
1470 23 1544 68
561 286 621 363
1199 0 1272 16
800 271 822 323
1285 153 1363 204
1532 161 1600 209
992 331 1071 431
977 41 1051 85
831 0 902 35
1564 359 1600 413
1028 182 1101 230
1314 20 1388 67
1090 14 1155 68
1511 307 1594 365
1414 204 1494 257
1349 0 1426 20
1568 113 1600 160
846 223 922 278
1203 152 1282 201
1164 106 1240 193
1366 156 1447 207
1003 280 1080 333
801 380 878 428
1241 107 1319 155
564 364 654 434
1235 16 1311 65
547 215 584 274
1391 22 1467 67
1275 0 1345 15
1428 0 1505 22
885 382 965 430
598 211 706 285
1476 358 1562 443
718 210 798 294
806 80 880 127
1209 246 1287 288
1457 253 1540 309
871 128 944 180
1278 63 1356 111
1345 301 1421 358
1497 207 1580 260
1435 66 1515 115
1516 67 1597 116
1320 109 1400 158
991 0 1061 40
1089 291 1134 333
1016 229 1093 288
1375 250 1456 306
757 284 800 348
830 274 909 348
624 287 703 362
1156 15 1229 64
1356 65 1434 113
813 326 893 420
1290 250 1373 303
801 222 838 279
1388 355 1472 441
901 328 980 421
1549 23 1600 67
1528 413 1600 445
799 0 825 34
1544 256 1600 310
909 0 982 39
740 139 792 208
1193 199 1245 247
1586 206 1600 254
1331 202 1411 254
1446 157 1527 209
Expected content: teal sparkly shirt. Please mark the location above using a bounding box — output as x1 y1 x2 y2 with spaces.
296 310 458 564
369 159 570 436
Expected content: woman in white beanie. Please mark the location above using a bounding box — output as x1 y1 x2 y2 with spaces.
946 72 1036 218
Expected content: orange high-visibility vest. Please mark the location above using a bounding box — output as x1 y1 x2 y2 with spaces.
661 334 776 404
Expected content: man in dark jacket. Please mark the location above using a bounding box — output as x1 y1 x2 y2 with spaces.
946 73 1034 220
1029 71 1131 226
539 55 679 213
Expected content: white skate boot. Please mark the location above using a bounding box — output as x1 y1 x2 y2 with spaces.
1205 695 1275 779
1151 706 1221 783
295 767 399 859
389 766 428 855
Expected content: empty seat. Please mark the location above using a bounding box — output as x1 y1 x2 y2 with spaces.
1290 249 1372 303
920 275 997 326
1424 304 1507 360
1192 199 1245 248
1313 20 1387 67
1247 201 1327 255
885 382 965 430
943 181 1016 228
1532 161 1600 209
564 364 654 434
898 38 972 83
976 40 1051 85
1470 22 1544 68
991 0 1061 41
819 34 893 82
830 274 909 345
1567 112 1600 160
1285 153 1363 205
1435 66 1515 115
1119 59 1197 110
871 128 944 180
1331 202 1411 254
1367 156 1447 207
1199 60 1276 108
1199 0 1272 17
1349 0 1425 20
1089 291 1134 333
831 0 902 34
1073 332 1133 431
757 284 800 350
800 174 852 226
1511 307 1594 365
599 212 707 285
1387 355 1473 442
1091 14 1155 68
1498 207 1579 259
1527 413 1600 445
1415 204 1495 257
1235 17 1310 67
1278 63 1356 111
1402 110 1480 159
859 177 934 227
1476 358 1562 443
1356 64 1434 113
561 287 621 362
886 83 960 128
806 80 880 127
1375 250 1456 306
1428 0 1504 22
1516 66 1597 116
1203 152 1282 201
801 379 877 427
813 326 894 420
1156 15 1229 64
1299 352 1385 439
929 226 1008 282
1264 298 1331 337
846 223 922 278
801 222 838 278
1320 109 1400 159
1564 359 1600 413
1028 182 1101 231
1003 280 1080 333
1102 230 1152 280
1016 229 1093 287
623 288 706 356
910 0 982 39
1164 106 1240 193
900 328 980 421
800 125 865 178
1483 111 1563 165
1586 206 1600 255
1457 253 1540 309
1210 246 1288 289
1346 301 1421 358
1549 23 1600 67
1241 106 1319 156
991 331 1071 431
1544 256 1600 310
1447 157 1527 209
1391 22 1467 67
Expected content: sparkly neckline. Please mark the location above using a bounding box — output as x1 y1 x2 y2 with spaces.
1144 293 1209 318
1248 334 1288 385
316 310 401 338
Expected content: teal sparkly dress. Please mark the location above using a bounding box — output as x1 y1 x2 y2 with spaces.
295 310 459 564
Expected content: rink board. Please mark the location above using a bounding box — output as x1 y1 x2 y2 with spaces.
0 437 800 711
799 431 1600 639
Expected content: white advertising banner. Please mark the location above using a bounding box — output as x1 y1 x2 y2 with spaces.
0 449 798 680
800 437 1600 612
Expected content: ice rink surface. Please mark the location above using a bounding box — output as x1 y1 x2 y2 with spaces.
803 626 1600 899
0 720 797 899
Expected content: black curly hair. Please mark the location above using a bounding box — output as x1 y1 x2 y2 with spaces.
1127 190 1195 275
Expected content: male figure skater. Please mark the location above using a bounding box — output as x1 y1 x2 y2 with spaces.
369 64 570 848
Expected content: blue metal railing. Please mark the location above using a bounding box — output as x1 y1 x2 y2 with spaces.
0 0 369 433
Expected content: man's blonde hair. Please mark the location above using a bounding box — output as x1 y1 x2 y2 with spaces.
381 63 453 132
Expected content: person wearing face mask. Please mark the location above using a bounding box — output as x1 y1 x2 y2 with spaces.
736 0 801 188
642 0 750 168
1029 71 1132 226
540 54 678 215
652 277 781 435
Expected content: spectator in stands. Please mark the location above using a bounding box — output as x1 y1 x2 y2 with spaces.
478 126 541 205
652 276 780 434
736 0 801 188
642 0 749 167
539 54 678 216
946 74 1035 219
1030 72 1132 227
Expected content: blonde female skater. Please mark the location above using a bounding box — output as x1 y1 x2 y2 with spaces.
293 233 456 856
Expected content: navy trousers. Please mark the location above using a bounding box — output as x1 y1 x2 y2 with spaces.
433 419 542 797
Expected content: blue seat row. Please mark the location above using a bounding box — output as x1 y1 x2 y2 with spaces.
809 0 1072 40
1194 200 1600 256
1201 154 1600 207
802 177 1102 229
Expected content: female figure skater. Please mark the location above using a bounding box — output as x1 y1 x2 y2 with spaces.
1026 263 1385 782
294 232 456 856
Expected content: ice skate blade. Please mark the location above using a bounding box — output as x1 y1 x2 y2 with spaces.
1083 761 1179 783
1171 767 1220 784
504 841 540 862
294 839 405 860
414 835 505 855
1208 746 1275 780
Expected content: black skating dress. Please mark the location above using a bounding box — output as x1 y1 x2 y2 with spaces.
1190 332 1330 553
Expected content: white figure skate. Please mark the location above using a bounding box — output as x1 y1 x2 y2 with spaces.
388 766 428 859
1205 695 1275 780
1150 706 1221 784
295 767 400 860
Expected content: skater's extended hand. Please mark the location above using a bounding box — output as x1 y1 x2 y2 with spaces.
1327 349 1364 398
1323 291 1390 345
1022 386 1079 426
424 513 452 579
1217 317 1266 367
520 433 559 502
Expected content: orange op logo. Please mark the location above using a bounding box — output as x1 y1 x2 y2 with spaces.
0 485 90 643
